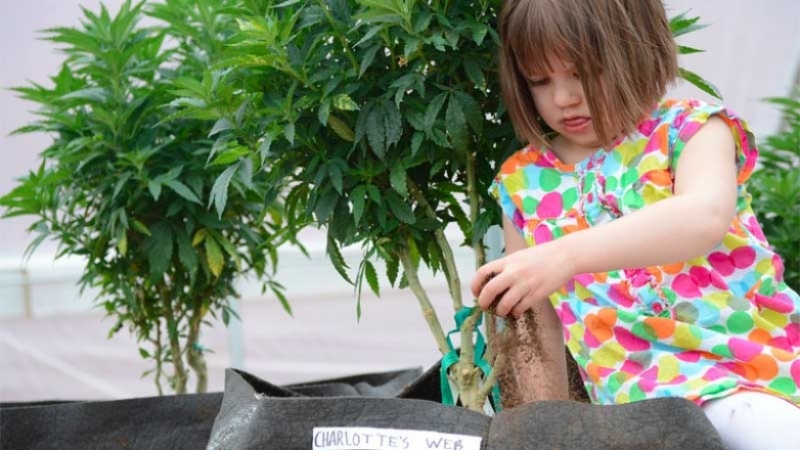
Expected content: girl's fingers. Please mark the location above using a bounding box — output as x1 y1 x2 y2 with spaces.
472 261 502 298
476 269 508 310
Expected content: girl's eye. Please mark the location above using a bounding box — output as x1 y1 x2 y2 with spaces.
529 78 548 87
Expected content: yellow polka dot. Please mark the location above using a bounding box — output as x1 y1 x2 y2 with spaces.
704 292 730 309
592 342 625 367
721 233 748 251
657 355 680 383
639 155 664 173
569 324 585 341
686 379 706 391
761 309 789 327
575 283 592 301
616 142 642 166
673 323 702 349
755 259 776 277
616 393 630 404
753 313 779 332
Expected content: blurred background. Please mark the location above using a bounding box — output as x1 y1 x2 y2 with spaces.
1 0 799 402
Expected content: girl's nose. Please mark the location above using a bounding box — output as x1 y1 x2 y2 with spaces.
553 79 582 107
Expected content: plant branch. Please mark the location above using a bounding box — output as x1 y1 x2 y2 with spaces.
477 351 506 400
408 177 463 310
458 307 482 366
398 246 450 355
161 285 188 394
467 150 486 267
186 296 208 393
316 0 359 73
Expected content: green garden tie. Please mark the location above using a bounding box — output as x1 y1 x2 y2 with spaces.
440 306 503 412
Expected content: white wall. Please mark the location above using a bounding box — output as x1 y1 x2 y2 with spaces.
1 1 799 317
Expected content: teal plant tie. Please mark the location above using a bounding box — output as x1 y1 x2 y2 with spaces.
440 306 503 412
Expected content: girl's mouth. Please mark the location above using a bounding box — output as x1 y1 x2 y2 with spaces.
562 116 592 133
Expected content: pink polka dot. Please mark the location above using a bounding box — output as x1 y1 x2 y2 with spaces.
786 323 800 347
689 267 712 288
584 329 601 349
575 273 595 286
708 252 735 276
672 274 702 298
607 284 635 308
768 337 793 353
755 293 795 314
676 351 701 363
638 378 657 393
621 360 643 375
710 271 729 290
773 255 785 279
641 366 659 381
730 246 756 269
558 303 577 325
667 375 688 385
747 217 767 241
533 224 553 244
792 360 800 386
638 118 659 136
614 327 651 351
702 366 727 382
728 338 762 362
536 192 563 219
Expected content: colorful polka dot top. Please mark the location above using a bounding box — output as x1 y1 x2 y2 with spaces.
491 98 800 406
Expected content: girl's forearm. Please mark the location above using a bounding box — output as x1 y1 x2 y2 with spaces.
559 194 733 275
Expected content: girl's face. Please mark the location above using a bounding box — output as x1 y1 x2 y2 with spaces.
526 58 603 155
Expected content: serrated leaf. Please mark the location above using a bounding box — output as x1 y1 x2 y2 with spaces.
411 131 424 156
215 234 242 270
148 181 162 201
117 229 128 256
112 173 132 201
176 231 198 273
284 122 296 145
452 91 483 134
366 105 386 159
677 45 704 55
209 165 237 218
164 180 202 205
383 101 402 147
446 95 468 150
364 260 379 296
139 348 151 359
463 58 486 91
424 92 447 131
209 118 234 137
192 229 208 246
471 23 488 46
328 164 344 194
327 236 353 284
205 236 224 278
147 223 173 280
390 164 408 196
318 100 331 125
359 45 380 78
351 185 366 225
132 220 152 237
332 94 359 111
385 192 416 224
679 68 722 100
259 133 274 163
386 254 399 287
327 114 355 142
210 147 250 166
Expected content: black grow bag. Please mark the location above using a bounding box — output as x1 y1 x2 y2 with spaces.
207 368 726 450
0 367 422 450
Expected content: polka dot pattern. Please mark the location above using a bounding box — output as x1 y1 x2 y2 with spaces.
491 99 800 406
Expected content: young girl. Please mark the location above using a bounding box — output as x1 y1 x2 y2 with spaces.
470 0 800 448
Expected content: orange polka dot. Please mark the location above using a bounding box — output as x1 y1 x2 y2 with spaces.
730 362 759 382
586 314 614 343
598 308 618 328
647 169 673 187
748 354 779 380
660 262 685 275
770 348 797 363
748 329 772 345
585 363 602 383
644 317 676 340
699 351 723 361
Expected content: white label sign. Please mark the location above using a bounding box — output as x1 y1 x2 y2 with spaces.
312 426 482 450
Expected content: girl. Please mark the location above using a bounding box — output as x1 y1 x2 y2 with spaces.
470 0 800 448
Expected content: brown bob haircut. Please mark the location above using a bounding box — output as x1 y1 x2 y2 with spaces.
499 0 679 148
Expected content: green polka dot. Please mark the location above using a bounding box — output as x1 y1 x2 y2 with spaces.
621 168 639 187
522 197 538 214
622 189 645 210
675 302 698 324
632 322 658 340
759 279 775 296
582 172 596 191
769 377 797 395
630 351 653 369
712 344 733 359
617 310 638 324
708 324 727 335
540 169 562 192
562 187 579 210
726 311 754 334
605 176 619 191
608 373 623 393
630 384 646 402
663 289 677 304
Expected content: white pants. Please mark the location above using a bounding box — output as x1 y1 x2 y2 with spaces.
703 391 800 450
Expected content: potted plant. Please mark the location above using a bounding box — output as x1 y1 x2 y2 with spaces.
175 0 721 412
0 0 296 395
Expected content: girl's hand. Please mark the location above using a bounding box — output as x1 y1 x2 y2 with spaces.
471 242 576 317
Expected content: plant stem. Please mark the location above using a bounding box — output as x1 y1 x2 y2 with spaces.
150 325 165 396
398 246 450 355
317 0 359 73
458 307 482 368
161 285 188 394
407 178 463 310
467 150 486 267
186 297 208 393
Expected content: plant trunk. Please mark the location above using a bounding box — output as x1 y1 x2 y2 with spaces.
162 287 188 394
186 301 208 393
